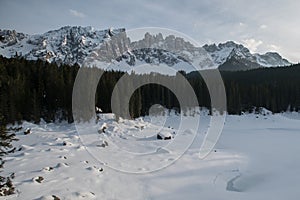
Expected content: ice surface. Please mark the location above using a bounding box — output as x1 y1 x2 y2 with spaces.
2 111 300 199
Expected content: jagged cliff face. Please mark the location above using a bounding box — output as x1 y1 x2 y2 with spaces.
129 33 214 69
73 29 215 72
0 26 291 72
0 30 27 46
0 26 125 66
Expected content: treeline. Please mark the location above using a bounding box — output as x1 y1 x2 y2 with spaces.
189 65 300 114
0 56 300 124
0 57 78 124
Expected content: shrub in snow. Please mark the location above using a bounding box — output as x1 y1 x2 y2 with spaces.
7 126 22 132
0 177 15 196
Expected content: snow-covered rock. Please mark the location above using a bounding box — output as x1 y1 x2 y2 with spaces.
157 131 172 140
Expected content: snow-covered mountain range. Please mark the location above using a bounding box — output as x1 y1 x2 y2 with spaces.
0 26 291 72
0 26 125 66
203 41 290 71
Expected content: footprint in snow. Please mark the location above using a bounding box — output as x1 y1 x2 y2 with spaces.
74 191 96 199
62 141 73 146
76 145 85 151
55 163 69 168
42 166 54 172
18 144 34 151
58 155 67 160
35 195 61 200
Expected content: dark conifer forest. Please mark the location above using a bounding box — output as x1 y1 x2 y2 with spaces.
0 55 299 125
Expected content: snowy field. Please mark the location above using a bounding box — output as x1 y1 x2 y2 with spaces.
2 111 300 200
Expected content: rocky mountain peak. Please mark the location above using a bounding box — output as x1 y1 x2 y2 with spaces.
0 27 291 72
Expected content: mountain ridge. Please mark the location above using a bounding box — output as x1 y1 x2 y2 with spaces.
0 26 291 72
203 41 290 71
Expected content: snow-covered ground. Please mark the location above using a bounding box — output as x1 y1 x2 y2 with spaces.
2 111 300 200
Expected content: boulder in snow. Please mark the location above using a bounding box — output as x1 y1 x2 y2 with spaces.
24 128 31 135
157 131 172 140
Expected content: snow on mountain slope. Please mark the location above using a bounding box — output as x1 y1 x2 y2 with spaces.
82 30 216 73
0 27 291 72
203 41 291 68
0 26 125 65
0 27 215 72
255 52 291 67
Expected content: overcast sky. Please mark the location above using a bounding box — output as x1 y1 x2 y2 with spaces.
0 0 299 62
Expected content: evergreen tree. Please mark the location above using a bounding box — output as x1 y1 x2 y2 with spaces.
0 116 17 196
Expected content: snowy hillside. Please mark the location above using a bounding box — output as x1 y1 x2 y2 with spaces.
2 111 300 199
0 26 291 72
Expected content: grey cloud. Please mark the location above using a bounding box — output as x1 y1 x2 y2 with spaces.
0 0 299 62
